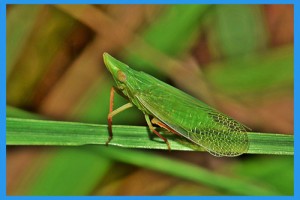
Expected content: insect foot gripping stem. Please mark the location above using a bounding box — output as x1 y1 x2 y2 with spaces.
106 87 115 146
106 112 113 146
105 137 112 146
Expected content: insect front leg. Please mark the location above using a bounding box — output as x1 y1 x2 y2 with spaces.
107 87 133 145
145 114 171 151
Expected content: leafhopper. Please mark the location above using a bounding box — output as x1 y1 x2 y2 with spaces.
103 53 249 157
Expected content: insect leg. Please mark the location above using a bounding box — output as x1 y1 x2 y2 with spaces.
107 87 133 145
145 114 171 151
151 118 182 137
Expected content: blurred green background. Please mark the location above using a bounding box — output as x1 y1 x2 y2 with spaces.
6 4 293 195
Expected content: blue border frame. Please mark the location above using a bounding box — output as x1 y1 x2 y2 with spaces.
293 0 298 198
2 1 297 200
1 1 6 199
2 0 298 4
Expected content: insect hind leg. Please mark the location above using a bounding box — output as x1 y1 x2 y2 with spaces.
151 118 182 137
145 115 171 151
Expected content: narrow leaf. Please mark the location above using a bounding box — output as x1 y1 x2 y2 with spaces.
7 117 294 155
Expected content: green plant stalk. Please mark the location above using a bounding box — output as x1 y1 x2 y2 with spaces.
6 117 294 155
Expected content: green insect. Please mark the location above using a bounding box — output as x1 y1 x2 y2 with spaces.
103 52 249 157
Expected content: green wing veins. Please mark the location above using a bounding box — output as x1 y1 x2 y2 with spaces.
135 82 249 156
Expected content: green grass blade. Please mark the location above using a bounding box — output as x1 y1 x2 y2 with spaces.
214 5 267 57
23 147 112 195
94 146 279 195
142 5 211 57
205 45 293 96
7 108 284 195
6 117 294 155
125 5 211 75
6 105 43 119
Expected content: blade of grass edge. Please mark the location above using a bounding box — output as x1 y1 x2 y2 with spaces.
6 117 294 155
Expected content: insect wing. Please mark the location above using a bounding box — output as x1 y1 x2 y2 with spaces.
135 81 249 157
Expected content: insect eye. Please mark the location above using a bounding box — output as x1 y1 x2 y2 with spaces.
117 70 127 82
